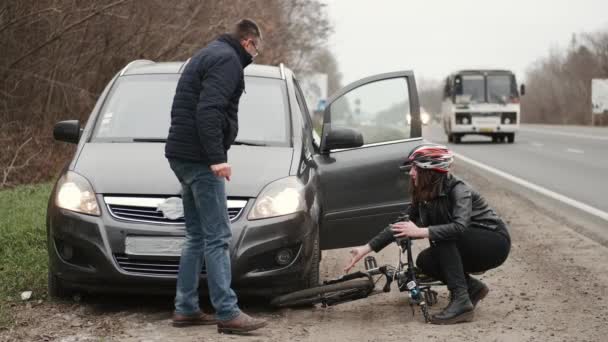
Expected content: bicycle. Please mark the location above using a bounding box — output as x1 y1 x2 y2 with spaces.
271 214 445 323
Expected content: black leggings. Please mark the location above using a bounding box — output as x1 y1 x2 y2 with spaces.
416 227 510 292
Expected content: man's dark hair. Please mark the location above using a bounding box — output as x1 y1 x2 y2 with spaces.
233 19 262 41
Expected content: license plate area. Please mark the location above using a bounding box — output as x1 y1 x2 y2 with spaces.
125 236 184 257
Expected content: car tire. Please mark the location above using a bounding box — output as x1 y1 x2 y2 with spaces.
48 270 72 300
447 133 454 143
453 134 462 144
492 135 499 143
507 133 515 143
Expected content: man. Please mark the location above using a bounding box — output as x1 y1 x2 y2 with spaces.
165 19 267 334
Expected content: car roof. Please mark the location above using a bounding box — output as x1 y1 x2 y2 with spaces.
121 60 284 79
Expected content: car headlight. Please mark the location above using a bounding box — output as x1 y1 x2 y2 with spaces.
421 113 430 124
55 171 100 216
248 176 305 220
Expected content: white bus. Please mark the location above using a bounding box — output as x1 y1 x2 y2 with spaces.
441 69 524 143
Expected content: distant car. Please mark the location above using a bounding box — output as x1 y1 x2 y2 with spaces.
47 61 424 298
407 108 431 125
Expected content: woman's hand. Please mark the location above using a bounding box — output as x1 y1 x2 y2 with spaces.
391 221 429 239
343 244 372 273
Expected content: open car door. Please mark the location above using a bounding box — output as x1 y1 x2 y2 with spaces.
316 71 424 249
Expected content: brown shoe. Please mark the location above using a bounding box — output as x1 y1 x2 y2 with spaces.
217 312 267 334
172 312 217 327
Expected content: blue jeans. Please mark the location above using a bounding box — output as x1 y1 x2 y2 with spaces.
168 158 240 321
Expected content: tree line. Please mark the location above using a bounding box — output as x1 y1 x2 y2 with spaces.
0 0 338 188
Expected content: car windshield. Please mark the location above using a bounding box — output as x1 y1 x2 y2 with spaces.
92 74 290 146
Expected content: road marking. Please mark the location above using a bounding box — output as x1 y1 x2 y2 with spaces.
519 127 608 141
453 152 608 222
566 148 584 154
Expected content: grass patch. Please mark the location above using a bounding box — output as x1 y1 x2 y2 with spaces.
0 183 53 328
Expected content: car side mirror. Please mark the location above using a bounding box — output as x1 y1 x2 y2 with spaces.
520 84 526 96
54 120 81 144
321 126 364 154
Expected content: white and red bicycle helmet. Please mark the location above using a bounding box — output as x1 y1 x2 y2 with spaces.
402 143 454 173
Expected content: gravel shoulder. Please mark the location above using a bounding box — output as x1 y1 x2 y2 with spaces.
2 161 607 342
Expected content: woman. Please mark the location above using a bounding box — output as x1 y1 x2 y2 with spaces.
344 143 511 324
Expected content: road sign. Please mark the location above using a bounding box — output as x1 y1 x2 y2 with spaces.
592 79 608 114
300 73 328 113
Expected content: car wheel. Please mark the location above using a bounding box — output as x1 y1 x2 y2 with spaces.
48 270 72 300
492 135 499 143
453 134 462 144
507 133 515 143
447 133 454 143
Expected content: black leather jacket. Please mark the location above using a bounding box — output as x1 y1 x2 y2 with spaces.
368 174 509 252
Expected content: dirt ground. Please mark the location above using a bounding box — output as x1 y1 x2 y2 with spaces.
1 162 607 342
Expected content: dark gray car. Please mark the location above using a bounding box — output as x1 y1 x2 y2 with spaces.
47 61 423 298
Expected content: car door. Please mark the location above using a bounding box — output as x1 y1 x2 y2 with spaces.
315 71 423 249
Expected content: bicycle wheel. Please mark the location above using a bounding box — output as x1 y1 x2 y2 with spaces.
270 278 374 308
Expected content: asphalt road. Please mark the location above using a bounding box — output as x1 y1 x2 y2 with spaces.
423 123 608 214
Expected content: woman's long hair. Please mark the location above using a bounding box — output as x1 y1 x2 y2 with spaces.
411 166 447 204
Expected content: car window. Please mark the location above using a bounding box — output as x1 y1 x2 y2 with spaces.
329 78 411 145
293 78 321 147
92 74 290 146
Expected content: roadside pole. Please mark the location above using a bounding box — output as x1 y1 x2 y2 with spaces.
591 79 608 126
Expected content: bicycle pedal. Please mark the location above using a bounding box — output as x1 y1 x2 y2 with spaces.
364 256 378 270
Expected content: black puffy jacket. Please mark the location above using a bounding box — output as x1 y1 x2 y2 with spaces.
368 174 509 252
165 34 252 165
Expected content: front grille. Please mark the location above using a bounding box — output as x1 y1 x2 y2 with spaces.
114 254 205 275
470 112 501 117
104 197 247 225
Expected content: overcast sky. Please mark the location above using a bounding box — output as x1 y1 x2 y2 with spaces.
323 0 608 86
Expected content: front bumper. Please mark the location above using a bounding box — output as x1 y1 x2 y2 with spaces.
47 198 317 297
451 124 518 134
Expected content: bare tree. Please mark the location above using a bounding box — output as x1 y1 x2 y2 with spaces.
0 0 337 188
522 30 608 125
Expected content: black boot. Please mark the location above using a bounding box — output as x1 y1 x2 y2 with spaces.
467 276 489 307
431 289 474 325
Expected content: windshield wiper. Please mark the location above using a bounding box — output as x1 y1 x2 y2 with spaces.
133 138 167 142
233 140 267 146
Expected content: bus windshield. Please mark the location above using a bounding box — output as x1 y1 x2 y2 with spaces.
455 72 517 104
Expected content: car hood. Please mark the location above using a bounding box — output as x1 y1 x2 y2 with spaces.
73 143 293 197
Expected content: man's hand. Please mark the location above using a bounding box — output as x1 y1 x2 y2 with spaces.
343 244 372 273
210 163 232 181
391 221 429 239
